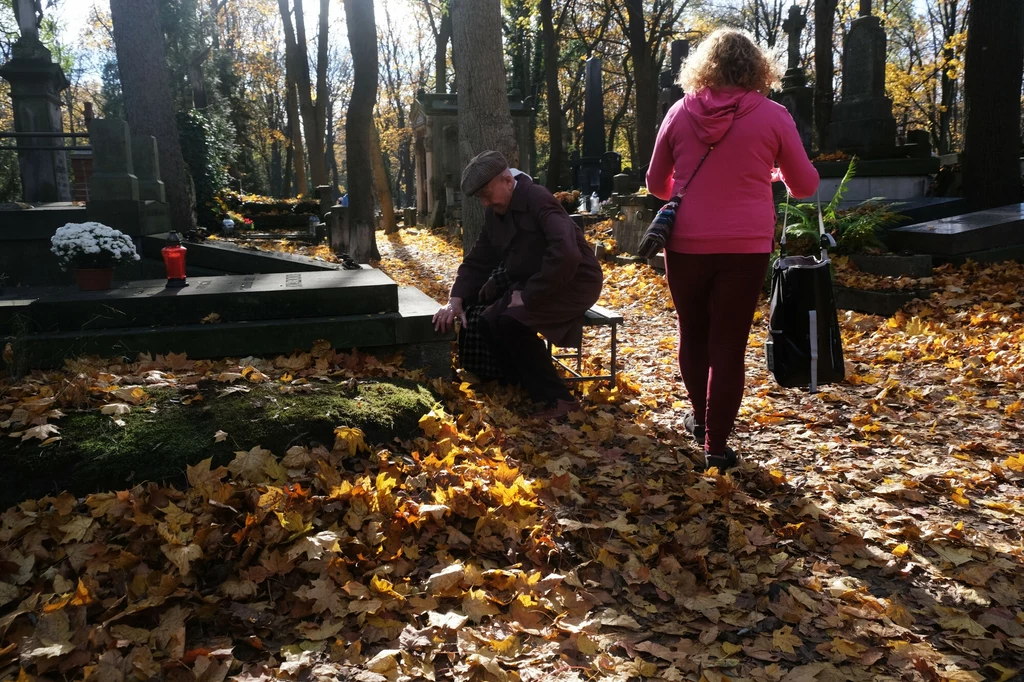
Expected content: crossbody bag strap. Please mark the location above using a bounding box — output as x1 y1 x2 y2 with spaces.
678 144 714 198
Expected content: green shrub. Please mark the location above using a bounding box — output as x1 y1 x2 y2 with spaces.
178 108 235 227
777 159 904 257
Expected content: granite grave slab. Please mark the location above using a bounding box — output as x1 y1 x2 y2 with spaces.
887 203 1024 256
1 270 399 334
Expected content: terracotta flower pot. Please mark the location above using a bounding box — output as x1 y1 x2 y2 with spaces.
74 267 115 291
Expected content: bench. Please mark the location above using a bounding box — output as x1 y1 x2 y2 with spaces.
547 305 624 385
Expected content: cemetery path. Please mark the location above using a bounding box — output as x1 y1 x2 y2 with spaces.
0 227 1021 681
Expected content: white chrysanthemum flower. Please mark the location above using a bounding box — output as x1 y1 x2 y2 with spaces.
51 222 139 270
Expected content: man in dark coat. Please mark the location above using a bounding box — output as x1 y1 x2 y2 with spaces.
433 150 603 419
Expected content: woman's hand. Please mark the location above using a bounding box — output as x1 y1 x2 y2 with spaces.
508 291 525 308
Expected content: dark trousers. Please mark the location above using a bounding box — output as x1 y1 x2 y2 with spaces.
664 251 770 455
482 315 574 405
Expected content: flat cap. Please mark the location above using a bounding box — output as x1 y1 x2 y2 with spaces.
460 150 509 197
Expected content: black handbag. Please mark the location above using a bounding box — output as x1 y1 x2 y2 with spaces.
765 196 845 392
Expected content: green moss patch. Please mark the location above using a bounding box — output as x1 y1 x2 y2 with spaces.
0 379 435 508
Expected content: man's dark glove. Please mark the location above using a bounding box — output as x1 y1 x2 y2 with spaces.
637 197 680 259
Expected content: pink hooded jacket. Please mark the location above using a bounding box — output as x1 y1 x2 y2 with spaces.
646 87 819 254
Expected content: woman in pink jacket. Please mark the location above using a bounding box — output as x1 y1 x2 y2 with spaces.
646 29 818 470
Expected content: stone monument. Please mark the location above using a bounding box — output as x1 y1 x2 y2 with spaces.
656 40 690 129
0 0 72 202
775 5 813 152
572 57 620 200
827 0 897 157
85 119 171 239
410 89 534 228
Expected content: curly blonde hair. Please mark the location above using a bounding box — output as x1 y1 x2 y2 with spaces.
678 29 780 94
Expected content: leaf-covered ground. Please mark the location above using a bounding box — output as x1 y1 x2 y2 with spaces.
1 227 1022 682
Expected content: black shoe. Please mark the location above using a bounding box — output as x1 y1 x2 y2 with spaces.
702 446 738 472
683 411 706 443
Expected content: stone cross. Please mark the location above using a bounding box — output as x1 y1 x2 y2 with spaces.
782 5 807 71
860 0 871 17
14 0 41 41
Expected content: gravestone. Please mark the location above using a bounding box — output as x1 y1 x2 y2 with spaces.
86 119 170 239
2 270 451 373
131 135 165 202
827 0 897 157
0 0 72 203
657 40 690 129
574 57 606 198
887 203 1024 264
776 5 813 152
88 119 139 201
409 90 534 227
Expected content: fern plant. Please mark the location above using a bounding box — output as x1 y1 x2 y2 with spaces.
777 158 905 256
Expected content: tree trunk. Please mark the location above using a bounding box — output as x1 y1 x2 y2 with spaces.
626 0 657 169
450 0 520 252
962 0 1024 210
326 94 339 195
109 0 196 231
286 82 307 196
814 0 839 151
436 9 452 94
280 0 329 188
372 125 398 235
401 137 414 209
343 0 380 262
608 65 634 155
539 0 562 190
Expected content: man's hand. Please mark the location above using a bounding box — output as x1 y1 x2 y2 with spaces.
508 290 525 308
433 297 467 334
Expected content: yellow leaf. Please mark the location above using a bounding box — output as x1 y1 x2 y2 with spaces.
489 635 521 656
892 543 910 557
951 488 970 507
985 399 1000 409
721 641 743 655
333 427 368 456
772 625 802 654
161 543 202 574
831 637 866 659
274 511 310 533
1004 454 1024 472
371 575 405 601
986 663 1018 682
463 588 499 623
577 633 600 656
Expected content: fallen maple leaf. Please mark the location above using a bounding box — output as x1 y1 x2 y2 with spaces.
772 625 802 654
21 423 60 442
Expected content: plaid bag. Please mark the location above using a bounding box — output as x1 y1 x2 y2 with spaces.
458 265 512 380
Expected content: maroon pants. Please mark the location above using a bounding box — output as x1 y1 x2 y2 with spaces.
664 251 770 455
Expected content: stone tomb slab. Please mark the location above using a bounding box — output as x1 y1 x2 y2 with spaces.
888 203 1024 256
141 233 347 275
14 284 451 370
4 270 399 333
